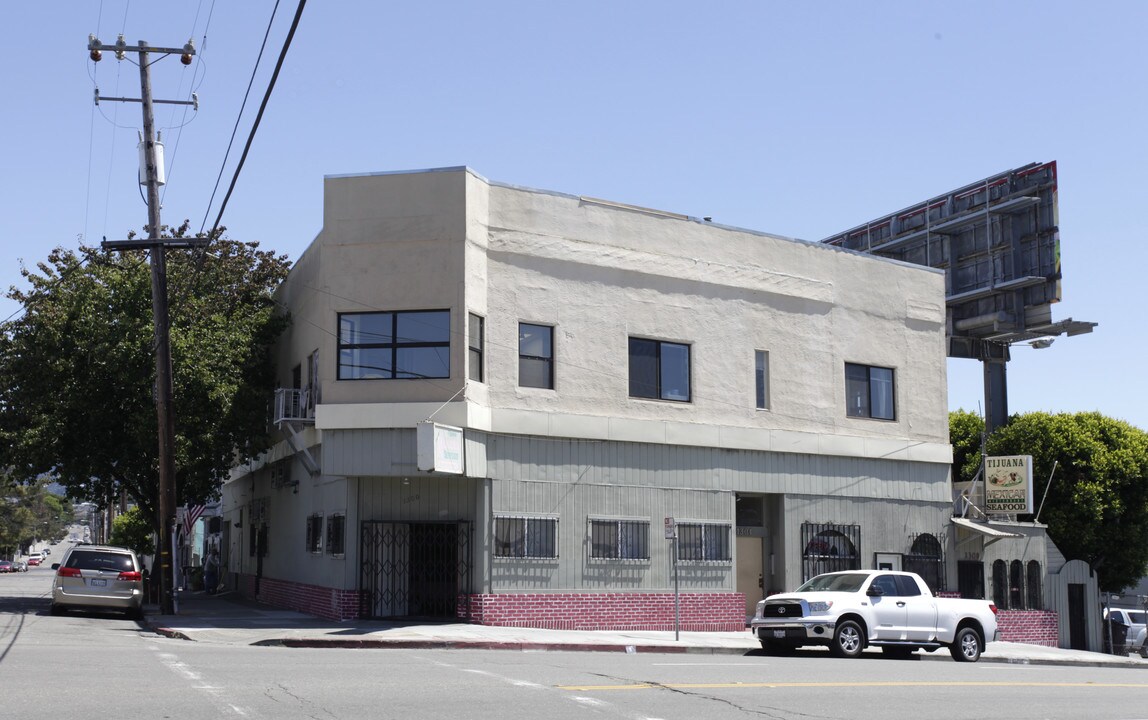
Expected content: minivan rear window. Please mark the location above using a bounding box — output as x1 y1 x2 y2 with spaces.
64 551 134 572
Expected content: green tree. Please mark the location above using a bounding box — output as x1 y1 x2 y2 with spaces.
951 411 1148 592
108 506 156 558
949 409 985 484
0 474 71 556
0 224 290 534
0 473 35 558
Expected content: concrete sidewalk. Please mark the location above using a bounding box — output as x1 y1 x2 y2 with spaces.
145 590 1148 668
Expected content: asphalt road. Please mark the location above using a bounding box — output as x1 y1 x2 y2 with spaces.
4 566 1148 720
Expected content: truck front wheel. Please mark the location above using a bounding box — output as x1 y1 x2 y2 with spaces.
830 620 865 658
949 627 982 662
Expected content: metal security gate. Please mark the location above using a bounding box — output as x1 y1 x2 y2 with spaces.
360 521 472 620
801 523 861 581
904 533 946 593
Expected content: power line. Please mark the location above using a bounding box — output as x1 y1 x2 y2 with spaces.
199 0 283 236
205 0 307 241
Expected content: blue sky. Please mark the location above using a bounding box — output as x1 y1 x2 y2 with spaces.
3 1 1145 430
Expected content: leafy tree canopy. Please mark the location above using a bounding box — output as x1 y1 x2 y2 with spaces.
0 473 73 556
0 224 290 530
950 410 1148 592
108 505 156 559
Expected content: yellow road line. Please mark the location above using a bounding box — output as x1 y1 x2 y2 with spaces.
558 681 1148 691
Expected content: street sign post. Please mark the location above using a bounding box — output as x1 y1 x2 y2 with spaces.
666 517 679 640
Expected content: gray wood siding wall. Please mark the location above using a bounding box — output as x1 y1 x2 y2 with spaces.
323 429 953 594
490 478 734 591
324 429 950 503
479 432 950 502
780 494 952 591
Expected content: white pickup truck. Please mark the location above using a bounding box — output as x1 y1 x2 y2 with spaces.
750 570 1000 662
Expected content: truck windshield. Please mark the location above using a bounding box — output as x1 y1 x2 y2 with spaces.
796 573 868 593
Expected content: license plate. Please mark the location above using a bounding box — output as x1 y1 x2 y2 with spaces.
89 578 107 587
773 630 785 638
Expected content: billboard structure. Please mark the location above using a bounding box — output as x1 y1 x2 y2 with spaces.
821 161 1096 431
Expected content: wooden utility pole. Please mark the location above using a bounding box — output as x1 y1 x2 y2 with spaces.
89 34 205 615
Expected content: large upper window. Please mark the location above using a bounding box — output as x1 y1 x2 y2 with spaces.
845 362 895 420
629 338 690 402
338 310 450 380
519 323 554 389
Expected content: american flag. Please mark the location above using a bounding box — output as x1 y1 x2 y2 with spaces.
183 504 206 536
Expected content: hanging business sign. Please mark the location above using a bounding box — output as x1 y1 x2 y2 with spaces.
984 455 1033 514
416 421 465 474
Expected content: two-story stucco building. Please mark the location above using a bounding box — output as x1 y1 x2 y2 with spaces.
220 166 958 629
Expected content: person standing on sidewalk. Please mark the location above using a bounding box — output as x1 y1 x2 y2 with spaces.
204 551 219 595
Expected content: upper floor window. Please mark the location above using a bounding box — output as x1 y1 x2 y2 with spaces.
468 313 484 383
845 362 895 420
519 323 554 389
589 519 650 560
629 337 690 402
755 350 770 410
337 310 450 380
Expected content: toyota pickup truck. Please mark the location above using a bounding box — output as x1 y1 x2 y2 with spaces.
750 570 999 662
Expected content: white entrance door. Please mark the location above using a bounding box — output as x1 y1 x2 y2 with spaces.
736 536 764 620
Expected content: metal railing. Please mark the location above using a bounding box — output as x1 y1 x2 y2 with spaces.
273 387 314 425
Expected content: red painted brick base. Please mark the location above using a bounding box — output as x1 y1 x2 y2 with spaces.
935 593 1059 647
463 592 747 632
996 609 1058 646
234 575 1059 643
235 573 362 621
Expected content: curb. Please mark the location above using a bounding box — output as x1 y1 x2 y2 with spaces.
143 621 1148 668
255 638 748 654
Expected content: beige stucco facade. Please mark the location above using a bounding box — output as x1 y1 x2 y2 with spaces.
223 166 960 626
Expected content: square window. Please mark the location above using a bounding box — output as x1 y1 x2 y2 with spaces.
845 362 895 420
629 337 690 402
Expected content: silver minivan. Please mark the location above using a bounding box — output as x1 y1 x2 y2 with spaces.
50 545 144 620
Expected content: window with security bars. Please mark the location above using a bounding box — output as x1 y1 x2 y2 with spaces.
958 560 985 599
305 514 323 554
904 532 945 592
494 516 558 559
589 519 650 560
326 514 345 556
676 522 731 562
992 559 1008 608
1010 559 1025 609
801 523 861 581
1027 560 1043 609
